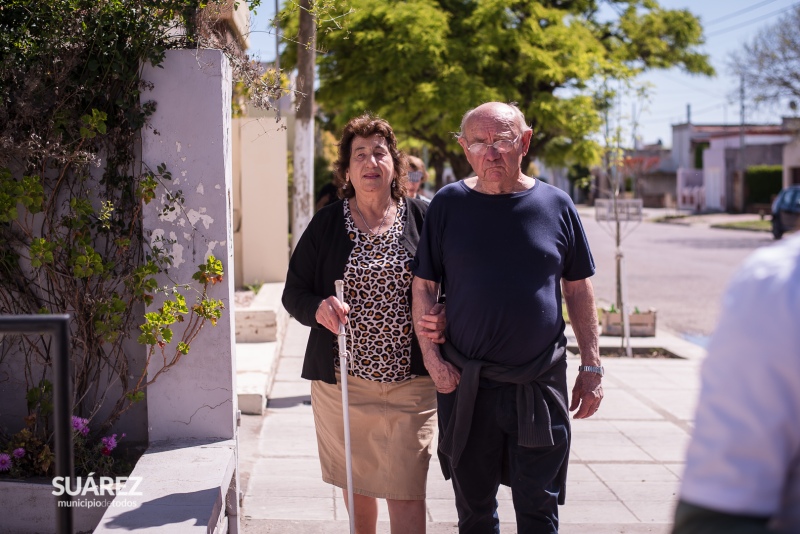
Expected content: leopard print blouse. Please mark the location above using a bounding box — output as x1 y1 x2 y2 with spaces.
334 198 415 383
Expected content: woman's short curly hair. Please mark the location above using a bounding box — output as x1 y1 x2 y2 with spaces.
333 113 407 201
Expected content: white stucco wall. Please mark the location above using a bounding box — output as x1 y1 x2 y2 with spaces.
703 167 725 211
703 137 735 211
671 124 693 169
232 116 289 286
784 138 800 188
140 49 237 442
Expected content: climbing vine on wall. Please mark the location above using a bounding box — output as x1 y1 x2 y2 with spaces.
0 0 281 474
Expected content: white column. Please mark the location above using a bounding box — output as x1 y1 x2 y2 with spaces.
140 49 237 442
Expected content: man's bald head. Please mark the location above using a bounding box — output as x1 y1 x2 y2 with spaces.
458 102 530 140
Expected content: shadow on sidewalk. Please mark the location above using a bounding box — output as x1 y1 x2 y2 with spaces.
267 395 311 409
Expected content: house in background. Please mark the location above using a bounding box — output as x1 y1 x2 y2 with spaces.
623 141 676 208
574 141 677 208
525 114 800 213
671 122 792 212
587 119 797 212
702 127 790 211
782 117 800 189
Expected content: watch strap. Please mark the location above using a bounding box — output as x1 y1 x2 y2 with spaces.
578 365 604 376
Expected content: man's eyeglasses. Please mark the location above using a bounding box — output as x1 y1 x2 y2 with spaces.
464 134 521 156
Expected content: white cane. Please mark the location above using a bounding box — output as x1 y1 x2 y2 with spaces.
335 280 356 534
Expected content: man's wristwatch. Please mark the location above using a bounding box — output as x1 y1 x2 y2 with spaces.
578 365 604 377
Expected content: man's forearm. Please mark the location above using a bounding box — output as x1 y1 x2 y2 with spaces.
412 277 444 365
563 278 601 367
412 277 461 393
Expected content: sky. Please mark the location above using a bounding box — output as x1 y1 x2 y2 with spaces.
245 0 799 149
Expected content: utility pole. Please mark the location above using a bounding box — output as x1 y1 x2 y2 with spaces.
274 0 280 71
613 89 622 314
738 74 746 213
291 0 316 251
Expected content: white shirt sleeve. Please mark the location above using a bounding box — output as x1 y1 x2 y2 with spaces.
680 237 800 517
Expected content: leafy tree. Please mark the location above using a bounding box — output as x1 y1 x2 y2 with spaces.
280 0 713 185
567 163 593 198
729 5 800 111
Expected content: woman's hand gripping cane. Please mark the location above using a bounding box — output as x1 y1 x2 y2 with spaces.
315 295 350 334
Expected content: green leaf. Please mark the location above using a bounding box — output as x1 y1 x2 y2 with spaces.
125 391 145 403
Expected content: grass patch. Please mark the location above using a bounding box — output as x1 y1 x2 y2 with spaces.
710 220 771 232
652 214 689 223
244 280 264 294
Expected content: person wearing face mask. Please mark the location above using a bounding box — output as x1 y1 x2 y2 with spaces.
282 113 446 534
406 155 431 203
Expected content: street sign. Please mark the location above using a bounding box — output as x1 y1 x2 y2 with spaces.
593 197 645 355
595 198 644 222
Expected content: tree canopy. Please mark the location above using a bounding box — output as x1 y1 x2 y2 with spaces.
729 5 800 112
281 0 713 184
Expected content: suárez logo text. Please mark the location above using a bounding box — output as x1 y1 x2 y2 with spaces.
52 475 143 496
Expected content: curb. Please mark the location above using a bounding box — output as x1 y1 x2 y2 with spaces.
565 324 706 361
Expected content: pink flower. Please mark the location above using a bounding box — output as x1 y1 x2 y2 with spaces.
0 454 11 472
71 416 90 436
12 448 24 459
101 433 121 454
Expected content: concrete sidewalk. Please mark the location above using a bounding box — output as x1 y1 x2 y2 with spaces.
240 319 704 533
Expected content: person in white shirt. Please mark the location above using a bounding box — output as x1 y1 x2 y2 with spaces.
673 234 800 533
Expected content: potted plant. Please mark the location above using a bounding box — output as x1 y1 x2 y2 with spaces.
601 305 657 337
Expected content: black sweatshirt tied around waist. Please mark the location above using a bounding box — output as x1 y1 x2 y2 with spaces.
438 335 571 504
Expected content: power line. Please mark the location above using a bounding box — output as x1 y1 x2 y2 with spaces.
643 102 726 124
689 102 728 116
655 73 727 99
706 2 799 37
704 0 782 26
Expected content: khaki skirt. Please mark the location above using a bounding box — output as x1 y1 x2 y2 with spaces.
311 373 437 500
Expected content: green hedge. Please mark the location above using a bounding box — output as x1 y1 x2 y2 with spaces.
745 165 783 204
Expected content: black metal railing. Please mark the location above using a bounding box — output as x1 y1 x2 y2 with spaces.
0 314 73 534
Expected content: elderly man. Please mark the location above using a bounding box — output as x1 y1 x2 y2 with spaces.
411 102 603 533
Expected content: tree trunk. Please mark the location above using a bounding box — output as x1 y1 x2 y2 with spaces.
430 153 446 190
291 0 316 252
522 152 534 177
449 152 473 181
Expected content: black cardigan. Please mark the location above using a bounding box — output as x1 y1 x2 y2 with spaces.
281 198 430 384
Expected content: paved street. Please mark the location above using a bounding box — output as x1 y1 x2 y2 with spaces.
239 208 774 533
579 207 772 336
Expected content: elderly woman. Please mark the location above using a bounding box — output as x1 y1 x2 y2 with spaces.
282 114 444 534
405 155 431 203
